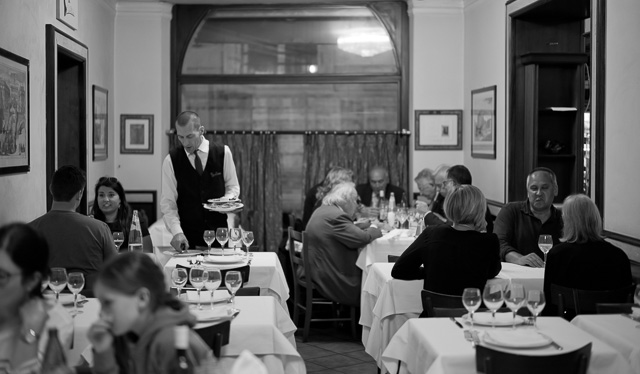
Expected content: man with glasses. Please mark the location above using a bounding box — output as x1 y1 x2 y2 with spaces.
356 166 405 218
161 111 240 252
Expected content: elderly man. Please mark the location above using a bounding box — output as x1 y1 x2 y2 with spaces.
356 166 405 218
161 111 240 251
30 165 115 295
306 183 383 307
414 168 436 214
494 167 563 267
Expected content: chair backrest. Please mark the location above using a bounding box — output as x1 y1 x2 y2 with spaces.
388 254 400 263
476 342 592 374
288 227 304 289
194 320 231 358
236 286 260 296
301 232 318 288
596 303 635 314
421 289 467 318
550 283 636 316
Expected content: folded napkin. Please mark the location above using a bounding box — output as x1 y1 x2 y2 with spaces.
484 330 551 348
191 306 231 322
187 290 229 303
230 350 268 374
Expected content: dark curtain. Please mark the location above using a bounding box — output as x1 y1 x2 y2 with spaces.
303 133 410 203
203 133 282 252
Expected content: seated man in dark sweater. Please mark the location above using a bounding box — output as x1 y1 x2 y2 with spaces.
356 166 405 218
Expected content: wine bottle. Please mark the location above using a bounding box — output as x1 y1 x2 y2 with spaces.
128 210 143 252
377 190 387 221
175 325 193 374
42 328 73 374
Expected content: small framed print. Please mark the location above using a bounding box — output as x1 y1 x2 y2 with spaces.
120 114 154 154
471 85 497 159
57 0 79 30
92 85 108 161
415 110 462 150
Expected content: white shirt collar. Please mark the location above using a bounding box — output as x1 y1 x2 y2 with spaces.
183 136 209 156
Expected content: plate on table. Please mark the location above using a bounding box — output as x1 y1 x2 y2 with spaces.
207 248 245 256
181 290 230 305
208 197 240 203
163 249 207 258
203 202 244 212
44 292 86 306
483 330 552 349
203 255 245 264
462 312 525 327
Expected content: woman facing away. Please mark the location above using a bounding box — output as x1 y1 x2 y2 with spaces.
91 176 152 252
0 223 73 373
302 166 354 229
88 252 212 374
391 185 501 315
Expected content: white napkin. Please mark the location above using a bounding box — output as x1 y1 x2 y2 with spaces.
187 290 230 303
191 306 230 322
230 350 268 374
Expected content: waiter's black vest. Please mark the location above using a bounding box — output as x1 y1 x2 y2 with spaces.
170 143 227 248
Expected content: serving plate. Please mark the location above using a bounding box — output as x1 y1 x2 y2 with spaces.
202 255 245 264
483 330 552 349
208 197 240 203
203 202 244 212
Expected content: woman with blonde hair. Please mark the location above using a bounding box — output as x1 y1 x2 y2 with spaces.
392 185 501 315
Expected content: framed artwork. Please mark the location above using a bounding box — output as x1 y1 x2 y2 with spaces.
120 114 154 154
0 47 30 175
92 85 108 161
57 0 78 30
471 85 497 159
414 110 462 150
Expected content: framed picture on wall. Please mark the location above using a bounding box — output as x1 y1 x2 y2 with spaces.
414 110 462 150
471 85 497 159
0 47 30 175
120 114 154 154
57 0 79 30
92 85 108 161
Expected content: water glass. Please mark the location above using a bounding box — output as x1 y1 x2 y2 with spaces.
171 268 188 300
483 283 504 328
504 282 525 329
113 232 124 251
242 231 254 254
203 230 216 254
538 235 553 266
216 228 229 256
67 272 85 316
462 288 481 329
526 290 546 329
204 268 222 310
396 207 408 229
225 271 243 314
189 265 208 310
49 268 68 302
229 228 242 253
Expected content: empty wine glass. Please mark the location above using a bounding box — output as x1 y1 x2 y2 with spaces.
49 268 68 303
67 272 85 316
504 282 525 329
225 271 243 315
171 268 188 300
229 228 241 253
462 288 482 330
483 283 504 328
216 228 229 256
189 265 208 310
538 235 553 266
396 207 409 229
242 231 254 253
526 290 546 329
113 232 124 251
204 268 222 310
203 230 216 254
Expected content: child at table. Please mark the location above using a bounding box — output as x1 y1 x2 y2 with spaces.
87 252 212 373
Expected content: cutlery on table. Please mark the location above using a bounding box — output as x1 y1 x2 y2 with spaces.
450 317 464 329
537 332 563 350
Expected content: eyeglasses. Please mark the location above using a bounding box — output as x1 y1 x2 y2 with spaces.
0 269 21 287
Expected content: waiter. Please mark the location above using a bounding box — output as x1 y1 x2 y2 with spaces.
161 111 240 251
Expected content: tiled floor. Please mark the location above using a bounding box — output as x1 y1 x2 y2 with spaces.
294 324 378 374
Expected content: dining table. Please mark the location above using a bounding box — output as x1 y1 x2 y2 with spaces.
67 296 305 374
356 229 415 286
381 316 634 374
571 313 640 374
360 261 545 368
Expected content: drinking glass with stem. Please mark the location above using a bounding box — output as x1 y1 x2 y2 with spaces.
171 268 188 300
526 290 546 329
242 230 254 257
396 207 409 229
216 228 229 256
462 288 482 330
204 268 222 310
203 230 216 255
49 268 68 303
189 265 208 310
225 271 243 315
113 232 124 251
504 282 526 329
229 228 242 254
67 272 85 316
538 235 553 266
483 283 505 328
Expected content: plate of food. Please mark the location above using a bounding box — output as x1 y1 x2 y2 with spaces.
483 330 552 349
203 202 244 212
208 197 241 204
462 312 525 327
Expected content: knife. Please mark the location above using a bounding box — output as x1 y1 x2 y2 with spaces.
450 317 464 329
538 332 563 350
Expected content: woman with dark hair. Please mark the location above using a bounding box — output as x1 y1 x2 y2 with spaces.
91 176 152 252
88 252 212 373
0 223 73 372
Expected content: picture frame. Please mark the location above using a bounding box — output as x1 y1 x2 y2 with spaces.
414 110 462 150
0 47 30 175
120 114 154 154
471 85 497 159
57 0 78 30
92 85 108 161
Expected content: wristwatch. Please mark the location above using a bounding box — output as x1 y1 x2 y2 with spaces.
22 328 38 344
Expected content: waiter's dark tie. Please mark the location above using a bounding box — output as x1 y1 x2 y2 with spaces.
193 150 203 176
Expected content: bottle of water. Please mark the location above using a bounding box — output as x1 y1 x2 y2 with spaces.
377 190 387 221
175 325 193 374
128 210 143 252
387 192 396 227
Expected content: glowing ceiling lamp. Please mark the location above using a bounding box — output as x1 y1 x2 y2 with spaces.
337 30 392 57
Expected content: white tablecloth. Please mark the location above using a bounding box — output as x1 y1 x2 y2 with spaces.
163 251 290 313
360 262 545 368
572 314 640 374
356 229 415 285
381 317 633 374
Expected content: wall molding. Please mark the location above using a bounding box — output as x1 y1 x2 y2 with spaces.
116 2 173 18
410 0 464 14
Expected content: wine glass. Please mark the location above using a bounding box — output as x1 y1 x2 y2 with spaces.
203 230 216 254
504 282 525 329
189 265 208 310
49 268 68 302
67 272 85 316
538 235 553 266
462 288 482 330
483 283 504 328
204 268 222 310
396 207 408 229
225 271 243 314
242 231 254 253
216 228 229 256
526 290 546 329
229 228 241 254
113 232 124 251
171 268 188 300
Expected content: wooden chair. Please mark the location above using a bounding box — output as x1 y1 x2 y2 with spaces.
288 227 357 342
476 342 591 374
550 283 636 318
421 289 467 318
387 254 400 263
194 320 231 358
